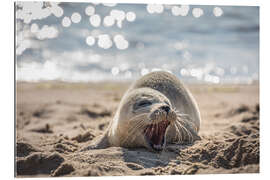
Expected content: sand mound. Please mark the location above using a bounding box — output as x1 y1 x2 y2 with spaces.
80 106 111 118
30 123 53 133
16 152 64 175
16 142 40 157
51 163 75 177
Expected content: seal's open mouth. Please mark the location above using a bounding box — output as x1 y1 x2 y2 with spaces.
144 119 170 151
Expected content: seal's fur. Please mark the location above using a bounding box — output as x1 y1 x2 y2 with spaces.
83 71 201 152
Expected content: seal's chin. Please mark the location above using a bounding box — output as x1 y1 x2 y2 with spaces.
143 119 170 151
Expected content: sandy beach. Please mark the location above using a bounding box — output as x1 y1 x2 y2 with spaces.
15 81 259 177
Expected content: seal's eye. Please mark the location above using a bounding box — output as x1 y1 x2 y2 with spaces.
138 100 152 107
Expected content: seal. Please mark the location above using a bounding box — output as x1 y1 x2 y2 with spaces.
83 71 201 152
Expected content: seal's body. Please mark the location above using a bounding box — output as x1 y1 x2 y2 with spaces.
87 71 201 152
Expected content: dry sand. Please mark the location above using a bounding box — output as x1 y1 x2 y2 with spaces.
15 81 259 177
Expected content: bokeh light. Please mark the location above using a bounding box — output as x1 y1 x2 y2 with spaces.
213 7 223 17
179 5 190 16
15 2 258 84
111 67 119 76
113 34 129 50
86 36 95 46
62 16 71 27
146 4 164 14
110 9 125 28
85 5 95 16
103 16 115 27
71 12 81 23
98 34 112 49
126 11 136 22
50 4 64 18
36 25 58 40
192 8 204 18
90 14 101 27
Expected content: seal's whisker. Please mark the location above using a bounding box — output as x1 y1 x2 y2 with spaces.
176 113 190 119
129 122 145 144
175 120 189 142
121 116 147 145
129 113 149 123
173 122 183 143
128 118 147 141
175 117 194 142
127 118 145 136
180 120 194 142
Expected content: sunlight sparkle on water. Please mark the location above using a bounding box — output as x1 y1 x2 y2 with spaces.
71 12 81 23
86 36 95 46
111 67 120 76
103 16 115 27
204 74 220 84
190 68 203 80
90 14 101 27
16 39 31 55
172 5 189 16
119 63 130 71
110 9 125 28
110 10 125 21
192 8 204 18
16 2 64 24
98 34 112 49
36 25 58 40
213 7 223 17
62 16 71 27
126 12 136 22
180 68 190 76
113 34 129 50
214 67 225 76
141 68 150 76
50 4 64 18
85 5 95 16
174 41 188 50
146 4 164 14
180 5 190 16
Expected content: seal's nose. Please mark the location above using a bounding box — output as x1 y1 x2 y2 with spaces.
160 105 170 114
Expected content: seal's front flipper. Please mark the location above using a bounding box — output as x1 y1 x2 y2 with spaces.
79 133 110 152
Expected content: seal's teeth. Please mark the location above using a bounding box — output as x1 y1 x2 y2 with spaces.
153 144 162 150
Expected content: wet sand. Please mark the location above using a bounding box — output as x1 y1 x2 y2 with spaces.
15 81 259 177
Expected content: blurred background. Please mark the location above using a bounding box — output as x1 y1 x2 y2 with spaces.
15 2 259 84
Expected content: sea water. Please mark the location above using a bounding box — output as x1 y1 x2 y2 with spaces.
15 2 259 84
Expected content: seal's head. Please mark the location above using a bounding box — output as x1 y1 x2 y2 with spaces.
110 87 177 152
